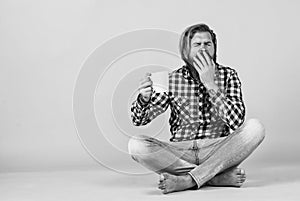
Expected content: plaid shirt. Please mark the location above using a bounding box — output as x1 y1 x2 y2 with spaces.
130 64 246 142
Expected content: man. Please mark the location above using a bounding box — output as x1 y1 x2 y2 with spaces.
128 23 265 194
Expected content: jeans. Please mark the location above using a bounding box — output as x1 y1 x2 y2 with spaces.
128 119 265 189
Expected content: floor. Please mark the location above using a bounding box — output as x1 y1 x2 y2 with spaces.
0 164 299 201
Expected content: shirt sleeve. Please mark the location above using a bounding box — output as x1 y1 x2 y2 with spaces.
130 92 170 126
208 70 246 132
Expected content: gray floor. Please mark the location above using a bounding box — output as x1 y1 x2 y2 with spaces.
1 163 299 201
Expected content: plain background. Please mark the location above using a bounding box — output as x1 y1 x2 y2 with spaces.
0 0 300 173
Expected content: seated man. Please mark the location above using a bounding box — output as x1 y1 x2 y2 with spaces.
128 23 265 194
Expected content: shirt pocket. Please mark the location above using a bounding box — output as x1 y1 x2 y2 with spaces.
173 96 193 125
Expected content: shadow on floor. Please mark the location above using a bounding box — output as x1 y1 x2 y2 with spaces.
97 165 300 192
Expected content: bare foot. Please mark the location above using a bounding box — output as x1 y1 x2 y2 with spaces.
207 167 246 187
157 173 196 194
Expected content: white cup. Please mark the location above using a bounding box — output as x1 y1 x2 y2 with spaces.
150 71 169 93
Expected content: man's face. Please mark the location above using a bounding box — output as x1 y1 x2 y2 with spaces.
188 31 215 64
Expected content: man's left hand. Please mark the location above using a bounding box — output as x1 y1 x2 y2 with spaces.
193 50 217 89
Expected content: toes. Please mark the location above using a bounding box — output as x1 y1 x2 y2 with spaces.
238 174 246 179
237 177 244 183
158 173 169 192
236 169 246 185
237 175 246 184
158 174 166 190
158 184 165 190
159 173 171 182
238 168 245 175
236 168 246 181
237 181 244 187
159 174 165 182
158 181 166 189
162 172 170 179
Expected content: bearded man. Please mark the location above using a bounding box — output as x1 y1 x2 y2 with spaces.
129 23 265 194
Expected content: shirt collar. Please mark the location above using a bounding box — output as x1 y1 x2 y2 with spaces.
182 65 191 80
181 64 220 84
182 65 200 84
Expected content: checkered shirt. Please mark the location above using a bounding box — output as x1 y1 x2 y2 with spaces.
130 64 246 142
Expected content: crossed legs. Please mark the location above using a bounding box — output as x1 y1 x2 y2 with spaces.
128 119 265 194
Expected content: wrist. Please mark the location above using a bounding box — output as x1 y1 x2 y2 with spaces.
204 82 218 91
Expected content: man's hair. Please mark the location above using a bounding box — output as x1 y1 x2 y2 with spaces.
179 23 217 65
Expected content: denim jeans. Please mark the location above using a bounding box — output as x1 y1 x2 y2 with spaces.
128 119 265 189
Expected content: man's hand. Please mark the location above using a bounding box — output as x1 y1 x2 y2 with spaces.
193 50 217 90
138 73 153 103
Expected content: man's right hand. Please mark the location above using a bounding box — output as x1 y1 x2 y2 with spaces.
138 72 153 103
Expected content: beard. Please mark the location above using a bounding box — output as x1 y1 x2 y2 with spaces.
185 61 201 82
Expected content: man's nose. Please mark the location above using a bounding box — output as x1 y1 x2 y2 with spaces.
200 44 207 51
199 48 207 54
199 46 207 51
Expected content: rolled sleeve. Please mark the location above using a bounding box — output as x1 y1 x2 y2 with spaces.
130 92 170 126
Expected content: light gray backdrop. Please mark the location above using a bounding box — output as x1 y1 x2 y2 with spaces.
0 0 299 172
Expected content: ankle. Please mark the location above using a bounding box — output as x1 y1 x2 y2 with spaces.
184 174 197 187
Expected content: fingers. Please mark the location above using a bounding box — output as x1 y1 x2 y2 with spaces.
139 72 151 81
138 73 153 101
145 72 151 77
193 50 214 72
202 50 213 66
139 87 152 102
140 86 152 94
193 56 203 71
139 80 152 90
139 73 153 91
139 75 152 86
139 83 152 101
197 51 208 67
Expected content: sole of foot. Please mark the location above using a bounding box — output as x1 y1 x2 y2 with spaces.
207 167 246 187
158 173 196 194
